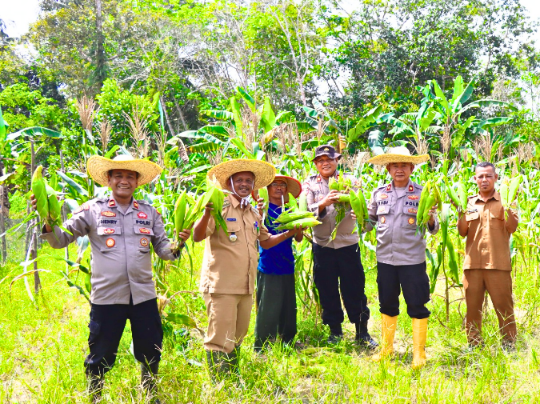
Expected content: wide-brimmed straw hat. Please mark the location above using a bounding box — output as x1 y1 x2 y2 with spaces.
251 175 302 199
87 155 163 186
367 146 429 166
207 159 276 191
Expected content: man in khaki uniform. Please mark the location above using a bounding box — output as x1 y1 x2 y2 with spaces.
192 159 299 379
34 155 190 403
304 145 376 346
365 147 438 369
457 161 519 349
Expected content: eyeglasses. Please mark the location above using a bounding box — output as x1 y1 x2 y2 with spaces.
314 158 335 164
270 183 287 189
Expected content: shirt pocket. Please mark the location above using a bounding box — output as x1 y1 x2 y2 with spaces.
376 205 390 228
489 206 505 229
401 206 418 228
224 220 242 243
466 212 480 222
134 226 153 251
97 227 122 252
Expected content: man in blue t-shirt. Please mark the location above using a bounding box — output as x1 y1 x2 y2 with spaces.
254 175 303 352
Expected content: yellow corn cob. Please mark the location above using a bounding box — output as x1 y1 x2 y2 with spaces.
174 191 187 238
274 211 315 224
31 165 49 222
275 217 321 230
45 184 62 226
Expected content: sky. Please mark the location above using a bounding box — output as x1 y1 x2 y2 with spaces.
2 0 540 40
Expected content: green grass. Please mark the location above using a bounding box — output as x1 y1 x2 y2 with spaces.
1 241 540 403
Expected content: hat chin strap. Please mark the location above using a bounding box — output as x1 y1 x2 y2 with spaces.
230 177 253 208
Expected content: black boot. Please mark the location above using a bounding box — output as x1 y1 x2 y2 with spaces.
206 350 231 383
327 324 343 344
228 346 240 374
87 373 104 404
355 321 378 349
141 362 160 404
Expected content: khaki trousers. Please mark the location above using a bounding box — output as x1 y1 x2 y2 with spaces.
203 293 253 354
463 269 516 345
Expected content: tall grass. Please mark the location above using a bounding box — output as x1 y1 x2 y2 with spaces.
1 240 540 403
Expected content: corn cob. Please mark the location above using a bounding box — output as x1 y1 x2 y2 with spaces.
505 175 521 208
499 178 509 208
31 165 49 222
275 217 321 230
274 211 314 223
45 184 62 226
337 194 350 203
287 192 299 211
298 191 308 211
174 191 187 239
456 181 468 212
329 177 339 191
204 185 227 233
444 178 463 211
349 189 367 232
416 180 431 224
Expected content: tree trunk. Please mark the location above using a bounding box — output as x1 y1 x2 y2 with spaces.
30 140 41 293
94 0 106 91
60 149 69 266
160 97 176 136
172 97 188 131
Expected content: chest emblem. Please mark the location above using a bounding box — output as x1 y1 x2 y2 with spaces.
408 217 415 225
103 228 115 235
140 237 149 247
139 228 151 234
379 194 388 200
108 200 116 207
408 208 418 214
101 211 116 217
229 233 238 242
106 238 115 248
380 216 386 224
408 195 419 200
138 212 148 219
133 201 139 209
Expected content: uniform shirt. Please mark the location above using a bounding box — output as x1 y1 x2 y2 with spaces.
257 203 294 275
41 197 177 305
304 172 358 249
366 180 439 266
200 195 270 295
459 192 518 271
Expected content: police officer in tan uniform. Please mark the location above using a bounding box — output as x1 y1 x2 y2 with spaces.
34 155 190 403
304 145 376 346
192 159 299 380
364 147 438 369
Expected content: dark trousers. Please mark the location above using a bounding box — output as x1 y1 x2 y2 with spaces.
84 297 163 376
254 272 297 351
377 261 430 319
313 243 370 326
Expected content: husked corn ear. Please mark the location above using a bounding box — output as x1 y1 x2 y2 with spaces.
505 175 521 208
416 180 430 223
337 194 350 203
32 165 49 222
456 182 468 211
275 217 321 230
444 178 463 211
349 189 367 232
298 191 308 211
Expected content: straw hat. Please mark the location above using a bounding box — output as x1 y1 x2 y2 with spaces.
251 175 302 199
87 155 163 186
367 146 429 166
207 159 276 191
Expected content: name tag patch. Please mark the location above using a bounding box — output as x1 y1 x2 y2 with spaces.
99 219 118 225
138 212 148 219
405 201 419 207
136 220 151 226
226 218 237 221
101 211 116 217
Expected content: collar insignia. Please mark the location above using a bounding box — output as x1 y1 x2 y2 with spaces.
408 185 414 192
386 184 392 191
133 201 139 209
137 212 148 219
101 211 116 217
108 199 116 207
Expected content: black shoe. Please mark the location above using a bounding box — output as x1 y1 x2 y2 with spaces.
141 362 160 404
355 321 378 349
327 333 343 344
502 340 516 352
87 374 104 404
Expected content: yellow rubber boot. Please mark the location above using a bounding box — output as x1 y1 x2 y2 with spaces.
411 317 428 369
372 314 397 362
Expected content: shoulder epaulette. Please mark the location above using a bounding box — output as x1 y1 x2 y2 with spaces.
137 199 150 205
